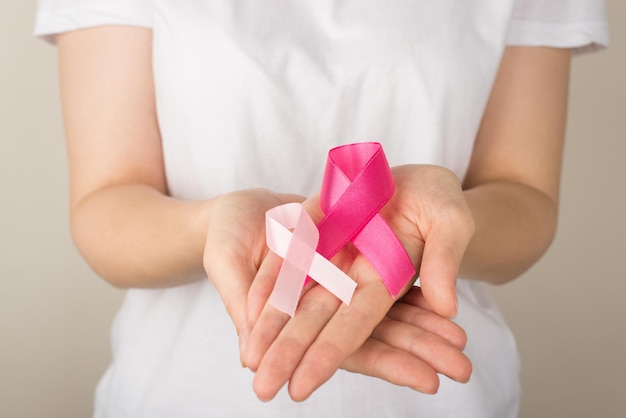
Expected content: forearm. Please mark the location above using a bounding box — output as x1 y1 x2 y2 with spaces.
460 180 558 284
456 47 569 285
71 184 211 288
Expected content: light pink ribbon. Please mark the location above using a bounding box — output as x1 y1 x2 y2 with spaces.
316 142 416 297
266 203 356 316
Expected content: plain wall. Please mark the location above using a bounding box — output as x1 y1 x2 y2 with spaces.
0 1 623 417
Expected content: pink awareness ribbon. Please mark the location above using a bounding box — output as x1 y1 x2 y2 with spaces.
266 142 415 316
266 203 356 316
316 142 416 297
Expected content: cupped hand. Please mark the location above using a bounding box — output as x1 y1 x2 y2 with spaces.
202 189 304 356
243 164 475 401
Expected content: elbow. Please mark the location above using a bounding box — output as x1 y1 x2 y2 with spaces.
69 202 135 289
70 217 127 289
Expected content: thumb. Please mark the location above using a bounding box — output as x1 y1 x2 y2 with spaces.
417 193 474 318
418 228 467 319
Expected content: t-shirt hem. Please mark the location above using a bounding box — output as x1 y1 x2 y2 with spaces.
34 7 153 44
506 19 609 55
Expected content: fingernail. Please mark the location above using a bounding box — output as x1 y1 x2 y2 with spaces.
451 294 458 319
239 328 248 368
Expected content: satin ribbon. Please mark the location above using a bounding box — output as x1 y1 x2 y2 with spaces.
266 203 356 316
266 142 415 315
316 142 415 297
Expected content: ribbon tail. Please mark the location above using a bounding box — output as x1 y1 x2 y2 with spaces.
308 254 356 306
352 214 416 298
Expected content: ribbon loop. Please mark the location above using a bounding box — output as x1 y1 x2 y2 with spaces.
317 142 416 297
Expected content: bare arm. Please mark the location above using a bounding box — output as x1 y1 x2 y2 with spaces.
59 26 212 287
461 46 571 283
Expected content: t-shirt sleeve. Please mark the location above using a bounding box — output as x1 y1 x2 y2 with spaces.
507 0 609 54
34 0 153 44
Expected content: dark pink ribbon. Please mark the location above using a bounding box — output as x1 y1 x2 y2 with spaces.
316 142 416 297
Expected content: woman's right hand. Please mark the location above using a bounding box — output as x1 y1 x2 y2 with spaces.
202 189 305 349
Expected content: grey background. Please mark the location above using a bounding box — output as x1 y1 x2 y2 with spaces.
1 1 624 417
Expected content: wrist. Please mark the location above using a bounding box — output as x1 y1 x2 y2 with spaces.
460 181 558 283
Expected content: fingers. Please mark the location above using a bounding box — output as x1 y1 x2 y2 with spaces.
398 285 434 310
342 338 440 394
245 246 318 370
249 285 341 400
243 304 290 372
243 250 470 401
342 293 471 394
285 278 394 401
392 288 468 349
371 317 472 383
300 193 324 222
245 270 393 402
387 302 467 350
246 251 284 327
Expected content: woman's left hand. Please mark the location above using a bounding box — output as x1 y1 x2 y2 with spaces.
243 164 475 401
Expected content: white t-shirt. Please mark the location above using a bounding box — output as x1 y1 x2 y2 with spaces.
35 1 608 417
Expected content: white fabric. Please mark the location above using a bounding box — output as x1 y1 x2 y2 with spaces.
34 1 608 417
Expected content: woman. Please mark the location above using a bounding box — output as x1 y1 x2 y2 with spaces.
35 0 608 417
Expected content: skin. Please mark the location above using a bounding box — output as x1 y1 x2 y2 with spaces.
57 25 570 402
